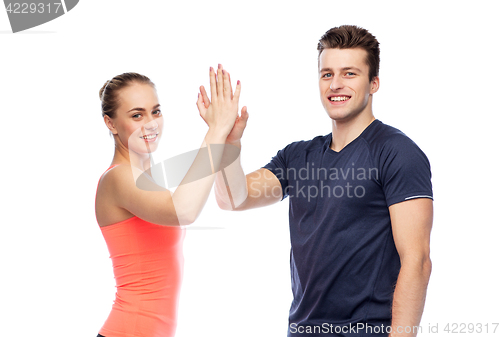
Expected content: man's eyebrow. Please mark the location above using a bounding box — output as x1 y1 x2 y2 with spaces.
127 104 161 113
341 67 362 73
319 67 362 73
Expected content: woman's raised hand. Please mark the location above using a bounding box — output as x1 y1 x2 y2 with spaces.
197 64 242 138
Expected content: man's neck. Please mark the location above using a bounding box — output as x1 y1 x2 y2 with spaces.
330 112 375 152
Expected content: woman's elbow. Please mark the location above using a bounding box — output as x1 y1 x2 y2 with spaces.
216 195 234 211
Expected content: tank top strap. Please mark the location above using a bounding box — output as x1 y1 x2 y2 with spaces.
97 164 122 190
106 164 121 172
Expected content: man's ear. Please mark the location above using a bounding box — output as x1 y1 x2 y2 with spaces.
370 76 380 94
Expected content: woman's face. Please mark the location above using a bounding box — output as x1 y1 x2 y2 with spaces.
111 82 163 155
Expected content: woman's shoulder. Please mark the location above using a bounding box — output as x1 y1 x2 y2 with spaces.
96 164 136 227
97 163 138 207
100 163 136 186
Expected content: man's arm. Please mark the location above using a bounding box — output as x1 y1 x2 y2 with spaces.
214 139 283 211
388 198 433 337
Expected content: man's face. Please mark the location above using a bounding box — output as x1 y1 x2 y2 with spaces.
319 48 379 122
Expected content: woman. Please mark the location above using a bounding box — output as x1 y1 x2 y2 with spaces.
95 65 241 337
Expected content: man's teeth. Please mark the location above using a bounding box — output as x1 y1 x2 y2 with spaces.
142 134 157 139
329 96 350 101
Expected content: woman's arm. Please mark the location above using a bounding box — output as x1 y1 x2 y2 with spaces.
109 66 241 226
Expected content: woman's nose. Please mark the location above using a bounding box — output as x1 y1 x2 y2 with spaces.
144 119 158 130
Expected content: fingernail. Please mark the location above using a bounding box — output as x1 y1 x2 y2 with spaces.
237 80 240 85
222 69 226 75
210 67 213 72
218 64 222 69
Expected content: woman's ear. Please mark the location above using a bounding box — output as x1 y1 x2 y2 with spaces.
104 115 118 135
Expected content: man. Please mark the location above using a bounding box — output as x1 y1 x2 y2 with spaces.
198 25 433 337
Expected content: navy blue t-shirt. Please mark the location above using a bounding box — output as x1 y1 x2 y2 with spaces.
262 120 432 336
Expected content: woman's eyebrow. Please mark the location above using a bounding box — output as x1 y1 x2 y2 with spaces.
127 104 161 113
127 107 146 113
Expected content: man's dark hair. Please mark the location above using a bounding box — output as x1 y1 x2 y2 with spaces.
318 25 380 82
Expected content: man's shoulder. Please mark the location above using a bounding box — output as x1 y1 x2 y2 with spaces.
363 120 430 171
283 134 331 153
263 134 330 173
362 119 418 151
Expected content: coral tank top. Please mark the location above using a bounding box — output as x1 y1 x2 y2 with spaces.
96 165 185 337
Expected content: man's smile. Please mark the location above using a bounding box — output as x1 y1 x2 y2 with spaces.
328 94 351 104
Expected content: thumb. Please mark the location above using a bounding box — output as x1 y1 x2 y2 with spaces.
196 94 207 119
241 106 249 121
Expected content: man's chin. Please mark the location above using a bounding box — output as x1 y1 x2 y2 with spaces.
326 111 351 122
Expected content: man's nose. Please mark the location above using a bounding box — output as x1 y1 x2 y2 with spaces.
329 76 344 91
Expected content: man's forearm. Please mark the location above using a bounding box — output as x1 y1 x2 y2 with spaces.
214 140 248 210
389 257 432 337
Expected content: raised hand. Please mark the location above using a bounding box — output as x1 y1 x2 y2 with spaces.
196 64 241 138
197 65 248 143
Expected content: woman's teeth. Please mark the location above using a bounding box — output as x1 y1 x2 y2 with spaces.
142 134 157 139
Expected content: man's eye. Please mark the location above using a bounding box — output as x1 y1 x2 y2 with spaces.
323 73 332 78
346 72 355 76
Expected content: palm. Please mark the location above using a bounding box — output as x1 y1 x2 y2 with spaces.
199 105 247 143
197 69 248 144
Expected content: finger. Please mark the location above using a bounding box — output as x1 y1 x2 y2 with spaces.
233 80 242 102
209 67 217 104
217 64 224 98
200 85 210 108
228 72 233 99
223 69 231 100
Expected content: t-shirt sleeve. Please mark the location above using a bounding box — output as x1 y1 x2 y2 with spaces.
262 145 290 201
379 135 433 206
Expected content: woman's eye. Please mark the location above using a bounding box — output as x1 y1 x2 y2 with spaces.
132 114 141 119
153 110 162 116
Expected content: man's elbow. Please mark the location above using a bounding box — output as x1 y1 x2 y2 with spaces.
401 253 432 281
414 255 432 282
422 256 432 280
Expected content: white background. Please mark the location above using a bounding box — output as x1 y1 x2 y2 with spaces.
1 1 499 336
